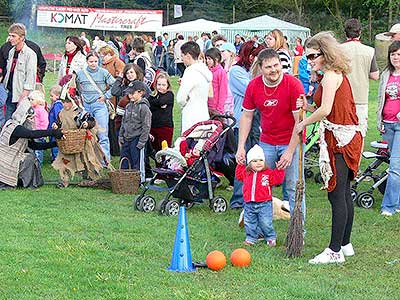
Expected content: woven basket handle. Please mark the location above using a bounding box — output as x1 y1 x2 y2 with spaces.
119 157 132 170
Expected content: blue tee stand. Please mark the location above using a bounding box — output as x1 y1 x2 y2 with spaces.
168 206 196 272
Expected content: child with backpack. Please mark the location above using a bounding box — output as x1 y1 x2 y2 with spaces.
235 144 285 247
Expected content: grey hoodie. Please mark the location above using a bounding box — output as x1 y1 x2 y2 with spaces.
119 97 152 149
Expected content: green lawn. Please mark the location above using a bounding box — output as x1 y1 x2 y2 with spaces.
0 73 399 300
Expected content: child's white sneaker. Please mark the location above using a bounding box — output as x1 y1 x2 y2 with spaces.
308 248 345 264
341 243 355 257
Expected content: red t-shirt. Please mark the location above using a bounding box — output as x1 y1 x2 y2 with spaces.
242 74 304 145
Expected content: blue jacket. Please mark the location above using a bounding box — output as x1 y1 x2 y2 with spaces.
48 100 63 129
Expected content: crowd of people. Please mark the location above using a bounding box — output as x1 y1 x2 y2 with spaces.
0 20 400 264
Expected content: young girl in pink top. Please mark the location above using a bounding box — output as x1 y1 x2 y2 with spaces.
205 47 228 116
30 90 49 166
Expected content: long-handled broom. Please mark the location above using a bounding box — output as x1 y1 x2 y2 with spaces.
286 108 305 258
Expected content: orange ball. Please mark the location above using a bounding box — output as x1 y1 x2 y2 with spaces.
206 250 227 271
230 248 251 267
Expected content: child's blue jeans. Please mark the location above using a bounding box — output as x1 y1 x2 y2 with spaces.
34 137 46 166
120 137 146 183
244 201 275 244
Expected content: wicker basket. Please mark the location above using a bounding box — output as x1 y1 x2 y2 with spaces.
109 157 141 194
57 129 87 154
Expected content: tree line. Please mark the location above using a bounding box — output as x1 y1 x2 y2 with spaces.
4 0 400 45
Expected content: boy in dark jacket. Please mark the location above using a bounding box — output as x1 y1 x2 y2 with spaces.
119 81 152 182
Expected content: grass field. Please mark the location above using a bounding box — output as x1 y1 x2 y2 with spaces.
0 63 399 299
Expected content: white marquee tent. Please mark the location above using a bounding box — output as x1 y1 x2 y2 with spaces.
159 18 230 39
221 14 310 47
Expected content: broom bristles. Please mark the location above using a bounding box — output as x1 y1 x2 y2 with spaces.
286 180 304 258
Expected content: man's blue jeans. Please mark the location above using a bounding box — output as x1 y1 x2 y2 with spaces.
230 112 261 209
259 142 306 222
381 122 400 214
244 201 275 243
83 101 110 161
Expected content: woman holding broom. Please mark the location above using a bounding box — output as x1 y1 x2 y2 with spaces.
295 32 362 264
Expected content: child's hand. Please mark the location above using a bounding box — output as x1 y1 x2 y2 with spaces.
82 121 88 128
52 123 58 129
149 134 154 142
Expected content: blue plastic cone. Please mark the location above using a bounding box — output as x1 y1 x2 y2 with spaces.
168 206 196 272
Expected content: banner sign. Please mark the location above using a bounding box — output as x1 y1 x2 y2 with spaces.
36 5 163 31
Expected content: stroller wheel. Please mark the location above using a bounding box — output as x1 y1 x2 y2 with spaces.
305 169 314 179
165 200 180 216
134 195 143 211
350 188 358 202
314 172 324 184
141 196 156 212
356 192 375 209
210 196 228 213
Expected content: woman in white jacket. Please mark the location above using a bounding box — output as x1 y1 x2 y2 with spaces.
177 41 212 133
58 36 87 84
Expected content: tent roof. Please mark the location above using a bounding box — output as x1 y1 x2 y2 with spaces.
221 14 309 32
161 18 230 33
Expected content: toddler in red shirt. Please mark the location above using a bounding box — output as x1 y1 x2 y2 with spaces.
236 144 285 246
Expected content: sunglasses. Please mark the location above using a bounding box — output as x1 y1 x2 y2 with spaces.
306 52 323 61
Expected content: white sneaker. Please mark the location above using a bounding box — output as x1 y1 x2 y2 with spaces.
341 243 355 257
238 209 244 228
308 248 345 264
381 210 393 216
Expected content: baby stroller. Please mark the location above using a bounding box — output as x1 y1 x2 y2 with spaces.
351 141 389 209
135 116 236 216
304 122 323 183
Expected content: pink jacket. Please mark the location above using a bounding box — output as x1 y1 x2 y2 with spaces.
208 64 228 114
33 105 49 130
235 164 285 202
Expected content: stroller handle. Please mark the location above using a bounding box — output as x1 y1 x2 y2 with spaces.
211 114 236 128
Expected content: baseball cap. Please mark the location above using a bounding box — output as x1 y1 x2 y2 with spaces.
220 42 236 53
124 81 147 95
384 24 400 36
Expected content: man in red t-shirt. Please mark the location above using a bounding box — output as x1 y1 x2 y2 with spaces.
236 48 305 218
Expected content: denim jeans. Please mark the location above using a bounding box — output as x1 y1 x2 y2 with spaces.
381 122 400 213
259 142 306 221
83 101 110 161
120 137 146 183
0 105 5 128
5 92 17 122
34 137 46 166
244 201 275 243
